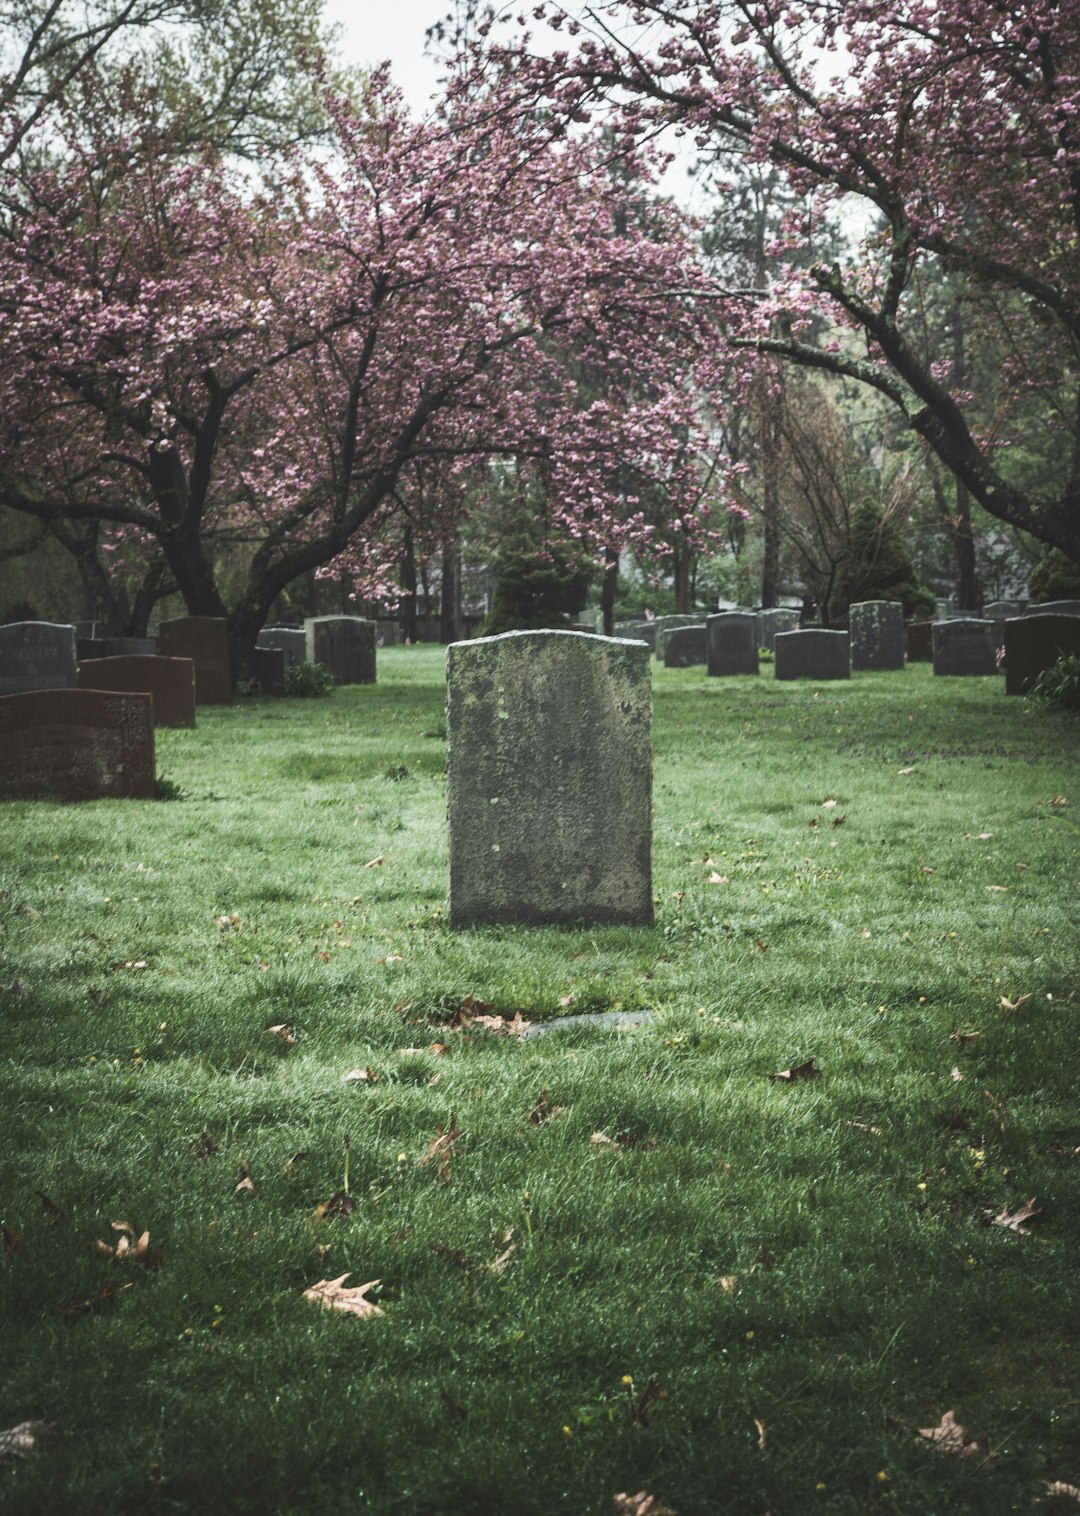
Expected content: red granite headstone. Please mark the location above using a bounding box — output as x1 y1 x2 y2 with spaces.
157 617 231 704
0 689 155 800
77 654 196 727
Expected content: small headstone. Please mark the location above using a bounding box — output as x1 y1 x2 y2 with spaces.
158 617 231 704
77 654 196 727
0 622 78 695
1024 600 1080 618
446 630 652 928
304 616 376 685
618 621 656 651
931 618 997 676
906 621 934 662
707 611 759 676
663 625 708 668
256 627 306 670
101 637 156 657
849 600 905 671
375 618 400 647
0 689 155 800
654 616 705 662
251 646 286 695
774 629 850 681
984 601 1026 620
757 608 799 651
1004 614 1080 696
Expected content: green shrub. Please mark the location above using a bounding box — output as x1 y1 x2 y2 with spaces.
1029 651 1080 711
282 659 336 698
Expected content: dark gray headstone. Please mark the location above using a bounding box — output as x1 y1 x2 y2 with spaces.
158 617 231 704
77 654 195 728
304 616 376 685
663 625 708 668
1024 600 1080 618
0 689 155 800
1004 614 1080 696
906 621 934 662
849 600 904 671
932 618 997 676
757 608 799 651
0 622 78 694
707 612 759 676
774 629 850 681
257 627 307 670
984 601 1026 620
375 619 400 647
446 630 652 928
251 646 286 695
618 621 656 651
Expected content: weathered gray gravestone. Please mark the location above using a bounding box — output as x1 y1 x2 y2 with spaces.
757 608 799 652
0 622 78 694
774 629 850 680
446 630 652 928
0 689 155 800
984 601 1026 620
158 617 231 704
931 618 998 676
1004 614 1080 696
653 615 705 661
618 621 657 651
304 616 376 685
256 627 307 670
707 611 759 676
849 600 905 671
77 654 196 728
663 625 708 668
1024 600 1080 618
906 621 934 662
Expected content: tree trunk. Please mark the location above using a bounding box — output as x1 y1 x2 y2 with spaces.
439 540 462 643
399 526 417 642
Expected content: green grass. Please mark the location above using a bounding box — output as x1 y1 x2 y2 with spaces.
1 647 1078 1514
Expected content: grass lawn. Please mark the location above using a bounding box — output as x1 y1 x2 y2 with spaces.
1 645 1078 1514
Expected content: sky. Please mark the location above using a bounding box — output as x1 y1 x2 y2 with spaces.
317 5 469 114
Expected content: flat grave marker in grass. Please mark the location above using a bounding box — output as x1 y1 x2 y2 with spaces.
446 629 653 928
0 620 77 694
0 687 154 799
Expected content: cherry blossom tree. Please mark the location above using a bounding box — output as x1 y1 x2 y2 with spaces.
0 69 733 665
471 0 1080 564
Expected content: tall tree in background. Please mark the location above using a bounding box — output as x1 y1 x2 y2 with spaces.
475 0 1080 565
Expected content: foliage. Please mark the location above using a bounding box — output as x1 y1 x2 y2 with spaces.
282 659 335 699
837 503 936 623
1029 547 1080 604
481 549 592 636
1028 652 1080 713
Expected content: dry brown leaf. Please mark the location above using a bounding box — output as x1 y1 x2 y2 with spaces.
95 1221 163 1270
829 813 846 828
429 1042 452 1056
62 1275 126 1318
983 1090 1009 1132
1000 994 1031 1013
187 1131 218 1159
985 884 1008 893
342 1066 378 1084
768 1058 821 1083
490 1236 517 1275
948 1030 982 1046
1051 795 1068 807
821 797 837 808
235 1169 256 1197
302 1273 383 1318
753 1245 776 1272
364 854 387 868
898 766 916 775
915 1409 994 1464
0 1421 54 1460
951 1065 965 1083
921 865 935 875
281 1151 309 1174
312 1191 357 1220
753 1417 767 1451
706 872 730 884
612 1494 676 1516
1043 1481 1080 1503
528 1089 566 1125
719 1275 738 1293
421 1113 462 1182
989 1197 1042 1234
265 1023 296 1047
628 1379 667 1425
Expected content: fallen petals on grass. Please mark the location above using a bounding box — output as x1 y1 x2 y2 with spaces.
302 1274 383 1318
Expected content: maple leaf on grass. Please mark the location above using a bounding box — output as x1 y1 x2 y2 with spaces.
915 1409 995 1465
985 1197 1042 1234
302 1274 383 1318
94 1221 163 1269
0 1421 54 1460
421 1113 462 1182
612 1492 676 1516
62 1276 128 1319
768 1058 821 1083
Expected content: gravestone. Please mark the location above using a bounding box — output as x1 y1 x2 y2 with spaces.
758 608 799 651
304 616 376 685
446 630 652 928
1024 600 1080 618
654 616 705 662
906 621 934 662
849 600 905 671
375 618 400 647
932 618 997 676
1004 613 1080 696
0 622 78 694
251 646 286 695
707 611 759 676
0 689 155 800
77 636 158 662
663 625 708 668
618 621 656 651
158 617 231 704
985 601 1025 620
774 629 850 681
77 654 196 727
256 627 306 670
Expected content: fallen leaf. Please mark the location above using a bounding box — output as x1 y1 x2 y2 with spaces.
62 1276 125 1319
1000 994 1031 1013
94 1221 163 1269
528 1089 566 1124
1043 1481 1080 1503
235 1169 256 1197
1051 795 1068 807
590 1129 655 1151
490 1233 517 1275
429 1042 452 1056
754 1417 767 1451
628 1378 667 1424
302 1273 383 1318
312 1191 357 1220
985 885 1008 893
342 1066 378 1084
753 1245 776 1272
951 1065 965 1083
860 928 872 939
265 1023 297 1047
768 1058 821 1083
706 872 730 884
421 1113 462 1182
948 1030 982 1046
921 866 935 876
898 766 916 776
988 1197 1042 1234
364 854 387 869
468 1011 532 1036
983 1090 1009 1131
963 831 994 839
821 797 838 808
440 1390 468 1420
281 1151 309 1173
845 1121 883 1135
719 1275 738 1293
915 1409 994 1464
829 813 846 828
754 939 769 953
0 1421 54 1460
188 1131 218 1159
611 1494 676 1516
